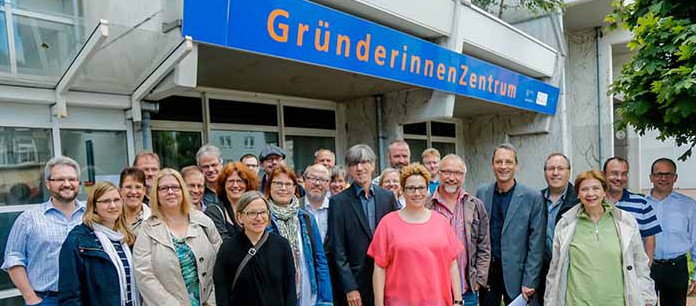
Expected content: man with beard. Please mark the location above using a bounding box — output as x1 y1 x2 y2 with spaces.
196 144 223 207
133 151 160 204
372 139 411 185
302 163 332 242
3 156 86 305
430 154 490 306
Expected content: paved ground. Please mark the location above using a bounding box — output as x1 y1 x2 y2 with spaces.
688 297 696 306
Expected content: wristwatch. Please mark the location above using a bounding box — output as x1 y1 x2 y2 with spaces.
453 300 463 305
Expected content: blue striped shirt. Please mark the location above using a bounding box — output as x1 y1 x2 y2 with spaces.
2 199 85 291
615 189 662 237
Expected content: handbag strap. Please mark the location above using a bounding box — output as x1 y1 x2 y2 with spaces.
231 231 270 290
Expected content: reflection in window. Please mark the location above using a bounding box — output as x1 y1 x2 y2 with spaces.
11 0 82 18
406 139 427 162
13 15 79 77
433 142 456 156
0 127 52 206
284 136 335 171
60 130 127 197
211 130 278 163
0 12 9 73
152 131 202 170
0 211 23 292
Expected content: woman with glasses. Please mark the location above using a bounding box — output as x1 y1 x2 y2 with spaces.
59 181 139 306
265 165 332 306
134 169 221 306
119 167 151 234
544 170 656 306
329 166 347 196
379 168 405 209
214 191 297 306
205 162 259 240
368 163 463 306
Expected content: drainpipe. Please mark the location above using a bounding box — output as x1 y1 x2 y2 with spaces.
375 94 385 171
595 27 603 165
142 111 153 151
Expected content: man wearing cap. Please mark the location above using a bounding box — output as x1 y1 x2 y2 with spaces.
259 144 305 197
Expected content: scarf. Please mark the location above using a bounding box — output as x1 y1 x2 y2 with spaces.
269 196 303 296
93 223 141 306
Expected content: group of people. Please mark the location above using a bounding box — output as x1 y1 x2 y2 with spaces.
2 138 695 306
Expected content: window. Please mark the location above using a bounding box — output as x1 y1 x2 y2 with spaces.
0 11 8 72
60 130 127 197
283 106 335 129
403 121 458 157
210 99 278 126
150 96 203 122
152 131 202 170
211 130 278 164
285 135 335 171
0 127 52 206
11 0 81 17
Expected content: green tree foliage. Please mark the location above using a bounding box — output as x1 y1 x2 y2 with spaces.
608 0 696 160
472 0 563 18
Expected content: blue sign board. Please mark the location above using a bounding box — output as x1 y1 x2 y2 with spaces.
183 0 559 115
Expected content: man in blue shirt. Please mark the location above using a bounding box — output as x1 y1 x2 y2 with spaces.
646 158 696 306
2 156 86 306
604 156 662 264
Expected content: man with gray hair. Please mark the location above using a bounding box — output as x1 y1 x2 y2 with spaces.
196 144 223 206
3 156 86 305
302 163 332 242
430 154 490 306
328 144 398 306
314 149 336 168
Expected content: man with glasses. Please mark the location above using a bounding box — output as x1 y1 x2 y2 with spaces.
604 156 662 264
327 144 398 306
3 156 86 306
302 163 332 242
475 143 545 306
240 153 260 176
538 152 577 305
430 154 490 306
646 158 696 306
197 144 223 207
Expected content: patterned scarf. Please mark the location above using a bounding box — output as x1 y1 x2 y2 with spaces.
269 196 302 295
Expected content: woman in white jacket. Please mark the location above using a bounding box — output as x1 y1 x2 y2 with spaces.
544 170 656 306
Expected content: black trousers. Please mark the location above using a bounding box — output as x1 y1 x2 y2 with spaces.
480 259 513 306
651 254 688 306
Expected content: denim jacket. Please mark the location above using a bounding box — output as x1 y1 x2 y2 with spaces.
268 208 333 305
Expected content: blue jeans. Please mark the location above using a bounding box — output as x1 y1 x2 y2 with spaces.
463 290 478 306
26 294 58 306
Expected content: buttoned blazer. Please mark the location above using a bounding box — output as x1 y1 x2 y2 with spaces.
476 182 546 298
326 184 398 305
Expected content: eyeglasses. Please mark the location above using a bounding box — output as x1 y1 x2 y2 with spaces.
651 172 676 178
157 185 182 193
96 198 123 205
544 166 569 172
48 178 80 184
271 181 295 189
241 210 269 218
306 176 329 184
199 162 221 170
226 179 247 186
440 170 464 177
404 186 428 194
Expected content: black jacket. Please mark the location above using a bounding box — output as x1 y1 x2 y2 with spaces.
58 224 126 306
326 183 398 306
541 182 579 225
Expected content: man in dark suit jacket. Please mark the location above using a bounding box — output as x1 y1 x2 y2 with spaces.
476 143 545 306
327 144 398 306
538 152 578 305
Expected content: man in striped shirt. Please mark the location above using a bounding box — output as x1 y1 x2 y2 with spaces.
604 156 662 264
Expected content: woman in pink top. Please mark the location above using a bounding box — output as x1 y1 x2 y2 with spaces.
368 163 463 306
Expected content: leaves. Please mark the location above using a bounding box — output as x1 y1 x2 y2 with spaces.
471 0 564 18
609 0 696 160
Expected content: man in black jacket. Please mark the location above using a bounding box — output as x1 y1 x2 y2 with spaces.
327 144 398 306
537 152 577 305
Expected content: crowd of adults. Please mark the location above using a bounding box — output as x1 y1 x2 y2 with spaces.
3 138 696 306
